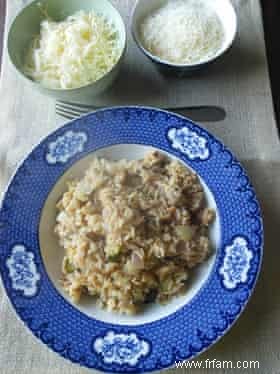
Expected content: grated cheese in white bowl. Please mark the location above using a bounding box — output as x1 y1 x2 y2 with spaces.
23 11 121 89
140 0 225 65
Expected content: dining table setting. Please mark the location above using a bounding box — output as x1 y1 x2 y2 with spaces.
0 0 279 373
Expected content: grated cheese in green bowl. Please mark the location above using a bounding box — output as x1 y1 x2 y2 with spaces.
23 10 121 89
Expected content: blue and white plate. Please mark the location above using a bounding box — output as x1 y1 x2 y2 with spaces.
0 107 263 372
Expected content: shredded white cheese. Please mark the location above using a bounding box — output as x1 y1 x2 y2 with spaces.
24 11 121 89
140 0 224 65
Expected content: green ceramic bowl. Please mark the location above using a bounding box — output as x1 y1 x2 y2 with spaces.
8 0 126 104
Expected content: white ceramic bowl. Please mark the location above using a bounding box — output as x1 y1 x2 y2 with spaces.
40 143 220 325
131 0 237 76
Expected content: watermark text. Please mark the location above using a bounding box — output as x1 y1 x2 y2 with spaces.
175 359 260 370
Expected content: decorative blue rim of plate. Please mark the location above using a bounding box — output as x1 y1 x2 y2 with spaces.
0 107 263 373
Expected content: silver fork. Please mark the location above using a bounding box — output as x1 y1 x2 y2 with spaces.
56 101 226 122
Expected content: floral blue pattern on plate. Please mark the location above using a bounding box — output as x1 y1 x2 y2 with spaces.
219 237 253 290
46 130 87 164
0 107 263 373
93 331 150 366
6 244 40 297
167 126 210 160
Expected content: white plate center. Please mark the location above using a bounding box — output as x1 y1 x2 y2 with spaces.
39 144 220 325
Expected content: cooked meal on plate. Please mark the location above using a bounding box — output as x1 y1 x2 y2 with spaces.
23 10 121 89
55 151 215 314
140 0 224 65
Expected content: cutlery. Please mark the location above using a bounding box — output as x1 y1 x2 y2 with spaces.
56 101 226 122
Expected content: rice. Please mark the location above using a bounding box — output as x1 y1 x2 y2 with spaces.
55 151 215 314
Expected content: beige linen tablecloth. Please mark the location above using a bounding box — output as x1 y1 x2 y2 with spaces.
1 1 280 373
